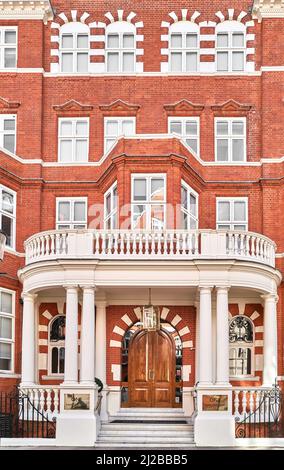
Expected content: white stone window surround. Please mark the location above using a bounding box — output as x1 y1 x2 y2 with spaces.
59 21 90 73
0 114 16 155
0 26 17 70
181 180 199 230
48 314 65 376
131 173 167 230
0 288 15 374
168 116 200 157
0 184 16 251
56 197 88 230
229 315 255 378
58 117 89 163
214 117 247 163
104 181 118 230
168 21 200 73
216 197 248 231
104 116 136 154
216 20 246 73
105 21 137 73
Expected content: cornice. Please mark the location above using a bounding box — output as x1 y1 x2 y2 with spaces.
99 99 140 115
164 99 205 116
0 0 54 23
211 99 252 116
253 0 284 21
53 100 94 112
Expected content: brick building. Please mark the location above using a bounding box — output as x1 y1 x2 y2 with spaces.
0 0 283 447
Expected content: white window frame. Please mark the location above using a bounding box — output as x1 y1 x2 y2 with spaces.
131 174 167 230
216 21 246 73
59 22 90 73
229 315 254 379
48 315 65 377
0 288 15 374
0 114 17 154
56 197 88 230
104 181 118 230
0 26 17 70
104 117 136 153
0 184 16 251
58 117 89 163
181 180 199 230
169 21 199 73
215 117 246 163
168 117 200 156
105 22 136 73
216 197 248 231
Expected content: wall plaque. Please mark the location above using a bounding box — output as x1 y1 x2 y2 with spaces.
202 394 228 411
64 393 90 410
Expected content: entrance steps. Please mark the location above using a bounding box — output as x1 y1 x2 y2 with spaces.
95 408 195 449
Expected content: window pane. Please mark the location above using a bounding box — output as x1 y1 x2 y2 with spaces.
4 48 16 68
74 202 86 222
232 139 244 161
58 202 70 221
123 34 134 48
51 347 58 374
106 121 118 136
151 205 164 230
133 179 147 201
185 138 197 154
234 201 246 221
216 139 229 161
232 52 244 71
2 191 14 214
59 348 65 374
217 52 228 71
106 193 111 216
170 121 182 134
123 52 135 72
186 121 197 136
171 34 182 48
0 342 11 370
151 179 164 201
0 317 12 339
190 217 197 229
133 205 146 229
186 34 197 48
107 34 119 48
75 139 88 161
3 134 15 153
218 201 230 221
76 121 88 136
186 52 197 71
62 34 73 48
60 140 72 161
122 120 134 135
234 225 246 231
217 33 228 48
217 121 229 136
113 186 118 209
77 34 88 48
181 211 188 229
4 119 15 131
1 292 12 313
181 186 188 209
233 33 244 48
1 215 13 247
170 52 182 72
190 194 197 216
60 121 72 136
232 121 244 135
77 53 88 72
5 31 16 44
61 53 73 72
106 138 116 151
107 52 119 72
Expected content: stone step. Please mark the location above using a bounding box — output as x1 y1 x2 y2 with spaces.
100 430 194 437
94 442 196 449
101 424 193 432
110 415 189 422
97 435 194 443
117 407 184 414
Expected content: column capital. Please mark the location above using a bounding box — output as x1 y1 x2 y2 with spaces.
63 285 79 292
21 292 37 302
261 293 279 303
216 286 230 293
80 284 97 293
198 286 214 294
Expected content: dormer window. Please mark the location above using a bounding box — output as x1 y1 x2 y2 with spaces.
216 21 246 72
59 22 89 73
106 22 136 73
169 22 199 72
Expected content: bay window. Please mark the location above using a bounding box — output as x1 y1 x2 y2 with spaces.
0 185 16 249
104 182 118 229
132 175 166 230
56 197 87 230
0 289 14 373
181 181 198 229
215 118 246 162
58 118 89 162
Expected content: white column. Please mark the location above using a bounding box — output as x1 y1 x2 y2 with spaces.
194 300 200 384
80 286 96 384
216 287 230 385
64 286 79 384
95 301 107 384
21 293 37 386
262 293 278 387
198 287 213 386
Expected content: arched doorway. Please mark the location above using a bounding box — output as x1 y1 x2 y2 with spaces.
121 322 183 408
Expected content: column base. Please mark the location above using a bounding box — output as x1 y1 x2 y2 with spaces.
194 413 236 447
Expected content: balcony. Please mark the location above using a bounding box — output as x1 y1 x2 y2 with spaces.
24 229 276 268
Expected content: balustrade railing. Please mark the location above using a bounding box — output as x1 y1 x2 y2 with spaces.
24 229 276 267
20 386 60 421
233 387 274 422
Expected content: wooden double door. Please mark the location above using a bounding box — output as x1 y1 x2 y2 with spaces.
128 329 175 407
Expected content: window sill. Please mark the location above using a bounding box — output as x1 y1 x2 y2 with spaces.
41 375 64 381
230 376 260 382
0 373 21 378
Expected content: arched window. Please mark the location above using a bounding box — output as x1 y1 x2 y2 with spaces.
48 315 65 375
216 21 246 72
169 21 199 72
106 21 136 73
229 315 254 377
59 22 89 73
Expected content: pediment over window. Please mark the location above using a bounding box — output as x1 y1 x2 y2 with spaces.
53 100 94 112
99 99 140 115
164 100 204 116
0 96 21 110
211 100 252 116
